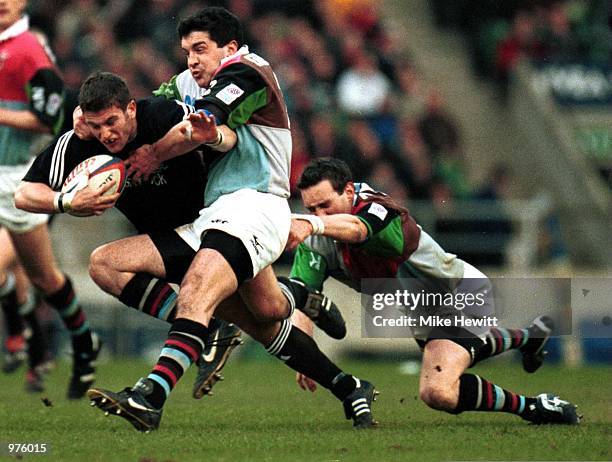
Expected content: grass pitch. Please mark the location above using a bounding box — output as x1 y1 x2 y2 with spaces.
0 353 610 462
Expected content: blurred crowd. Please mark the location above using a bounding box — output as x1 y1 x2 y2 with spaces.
26 0 480 205
430 0 612 89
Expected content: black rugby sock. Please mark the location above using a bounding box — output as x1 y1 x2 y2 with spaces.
45 276 92 357
19 293 47 368
473 327 529 364
454 374 536 417
0 273 25 336
119 273 178 322
265 320 356 400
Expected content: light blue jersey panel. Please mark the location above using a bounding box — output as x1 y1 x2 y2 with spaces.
204 125 271 206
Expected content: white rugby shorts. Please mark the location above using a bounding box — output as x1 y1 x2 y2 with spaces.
0 165 48 233
176 189 291 277
409 262 495 341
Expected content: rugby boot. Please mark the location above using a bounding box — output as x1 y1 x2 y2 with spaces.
68 333 102 399
280 277 347 339
520 316 554 373
522 393 581 425
343 378 379 429
193 319 242 399
25 366 45 393
87 378 162 432
2 332 27 373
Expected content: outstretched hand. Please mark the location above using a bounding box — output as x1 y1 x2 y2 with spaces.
285 218 314 251
180 111 219 144
296 373 317 392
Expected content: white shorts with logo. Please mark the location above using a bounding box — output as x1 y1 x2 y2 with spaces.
176 189 291 277
0 165 48 233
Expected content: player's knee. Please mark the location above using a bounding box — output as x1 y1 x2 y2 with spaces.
258 296 290 322
420 384 458 411
89 246 113 292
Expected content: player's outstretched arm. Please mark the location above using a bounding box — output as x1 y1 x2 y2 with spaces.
15 179 119 216
287 214 368 250
14 181 60 213
126 112 237 180
152 112 237 159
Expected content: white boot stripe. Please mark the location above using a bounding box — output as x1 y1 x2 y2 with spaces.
79 373 95 382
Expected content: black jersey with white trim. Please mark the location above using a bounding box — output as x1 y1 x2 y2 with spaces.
23 97 206 233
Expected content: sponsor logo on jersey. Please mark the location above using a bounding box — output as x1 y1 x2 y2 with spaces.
367 203 388 221
216 83 244 105
309 253 321 270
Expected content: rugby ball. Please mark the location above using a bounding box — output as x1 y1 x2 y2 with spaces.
61 155 126 216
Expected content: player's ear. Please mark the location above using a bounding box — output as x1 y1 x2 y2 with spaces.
224 40 239 57
126 100 137 119
344 182 356 201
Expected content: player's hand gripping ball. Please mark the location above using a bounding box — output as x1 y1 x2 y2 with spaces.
61 155 126 216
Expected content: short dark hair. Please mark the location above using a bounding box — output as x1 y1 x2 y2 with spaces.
78 72 131 113
177 7 244 47
297 158 353 193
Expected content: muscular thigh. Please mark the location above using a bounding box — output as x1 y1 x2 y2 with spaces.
94 234 168 279
419 339 471 393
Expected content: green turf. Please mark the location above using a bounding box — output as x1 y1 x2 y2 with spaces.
0 356 610 462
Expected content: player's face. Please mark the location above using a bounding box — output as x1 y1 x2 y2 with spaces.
83 101 137 154
0 0 26 31
301 180 355 216
181 31 238 88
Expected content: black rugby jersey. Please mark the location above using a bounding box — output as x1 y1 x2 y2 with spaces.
23 97 206 233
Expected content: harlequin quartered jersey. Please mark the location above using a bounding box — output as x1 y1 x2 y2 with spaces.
154 46 292 207
0 16 64 166
290 183 466 291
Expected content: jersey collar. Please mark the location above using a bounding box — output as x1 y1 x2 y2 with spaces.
353 182 375 205
0 15 29 43
220 45 250 66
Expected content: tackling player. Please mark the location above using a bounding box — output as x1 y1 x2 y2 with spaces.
287 157 580 425
71 10 347 399
0 0 99 398
17 71 377 431
84 7 377 431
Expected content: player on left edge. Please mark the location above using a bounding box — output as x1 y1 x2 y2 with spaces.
0 0 100 398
